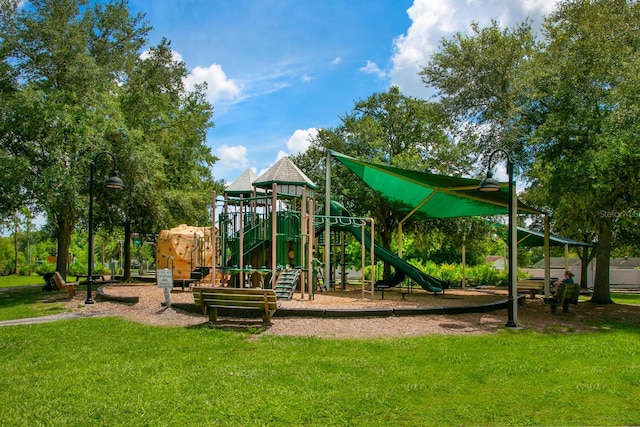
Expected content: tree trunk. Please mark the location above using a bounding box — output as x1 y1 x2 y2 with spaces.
13 215 19 275
591 216 614 304
578 245 596 289
123 219 132 282
55 215 74 279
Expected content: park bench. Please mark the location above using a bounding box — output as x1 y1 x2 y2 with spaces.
52 272 80 299
192 286 279 323
517 279 548 299
543 282 580 314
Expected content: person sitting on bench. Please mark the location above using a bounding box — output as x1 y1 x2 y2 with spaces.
553 270 574 294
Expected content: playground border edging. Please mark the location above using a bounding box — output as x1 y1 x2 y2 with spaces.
97 285 140 304
272 297 514 318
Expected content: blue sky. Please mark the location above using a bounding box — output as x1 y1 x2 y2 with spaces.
130 0 557 184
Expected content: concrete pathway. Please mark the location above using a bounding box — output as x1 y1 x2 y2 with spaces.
0 311 104 327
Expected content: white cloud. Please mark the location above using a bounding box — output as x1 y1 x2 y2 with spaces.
184 63 242 104
256 166 271 178
286 128 318 155
492 162 509 182
139 49 241 104
139 48 184 63
216 144 248 169
170 50 184 63
390 0 557 98
331 57 342 65
359 60 387 79
521 0 557 15
229 67 309 103
250 130 317 181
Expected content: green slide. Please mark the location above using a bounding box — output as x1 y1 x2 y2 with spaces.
326 201 444 293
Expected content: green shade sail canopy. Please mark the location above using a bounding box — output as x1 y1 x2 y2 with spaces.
516 227 594 248
329 150 539 220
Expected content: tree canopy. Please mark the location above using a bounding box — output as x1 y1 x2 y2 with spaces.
0 0 220 277
292 86 490 275
421 0 640 303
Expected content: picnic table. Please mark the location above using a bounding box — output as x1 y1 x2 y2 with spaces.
517 278 557 298
73 274 106 283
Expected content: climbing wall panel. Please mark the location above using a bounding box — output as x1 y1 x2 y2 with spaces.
155 224 212 279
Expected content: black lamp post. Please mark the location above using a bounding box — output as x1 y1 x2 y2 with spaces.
478 149 517 328
86 151 125 305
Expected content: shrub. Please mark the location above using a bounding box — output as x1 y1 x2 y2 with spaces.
438 263 460 288
33 262 56 276
363 261 385 282
468 264 502 286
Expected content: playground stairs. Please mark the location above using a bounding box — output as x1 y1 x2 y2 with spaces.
190 266 211 282
242 217 269 253
274 268 301 301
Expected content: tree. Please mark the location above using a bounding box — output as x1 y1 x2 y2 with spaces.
292 86 473 276
525 0 640 303
2 1 222 280
0 0 150 277
0 2 28 218
420 19 538 167
421 0 640 304
118 38 221 280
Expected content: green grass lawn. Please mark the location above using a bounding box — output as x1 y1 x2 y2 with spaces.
611 292 640 305
1 279 639 426
0 316 639 426
0 274 45 288
0 286 71 321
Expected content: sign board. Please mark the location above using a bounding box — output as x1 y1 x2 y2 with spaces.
157 268 174 289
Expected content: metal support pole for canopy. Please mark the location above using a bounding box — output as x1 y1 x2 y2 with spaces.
544 213 550 297
462 236 466 289
324 151 331 290
239 195 244 287
271 183 277 289
307 199 315 299
212 191 216 285
300 186 307 298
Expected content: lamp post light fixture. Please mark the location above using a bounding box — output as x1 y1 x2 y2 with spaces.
478 149 517 328
86 151 125 305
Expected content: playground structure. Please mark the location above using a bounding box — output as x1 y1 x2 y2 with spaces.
155 151 588 324
192 156 452 302
147 149 610 332
209 157 385 300
156 153 535 302
150 156 439 300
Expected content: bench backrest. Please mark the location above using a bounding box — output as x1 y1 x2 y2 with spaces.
558 282 580 304
193 287 278 311
52 271 66 291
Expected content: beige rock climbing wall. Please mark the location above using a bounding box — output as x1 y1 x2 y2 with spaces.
155 224 212 280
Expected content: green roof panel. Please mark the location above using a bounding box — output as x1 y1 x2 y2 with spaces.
330 150 539 219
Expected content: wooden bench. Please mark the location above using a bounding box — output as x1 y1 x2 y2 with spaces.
193 286 278 323
52 272 79 299
543 282 580 314
517 279 547 299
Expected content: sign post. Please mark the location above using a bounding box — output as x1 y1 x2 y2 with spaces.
157 268 173 307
